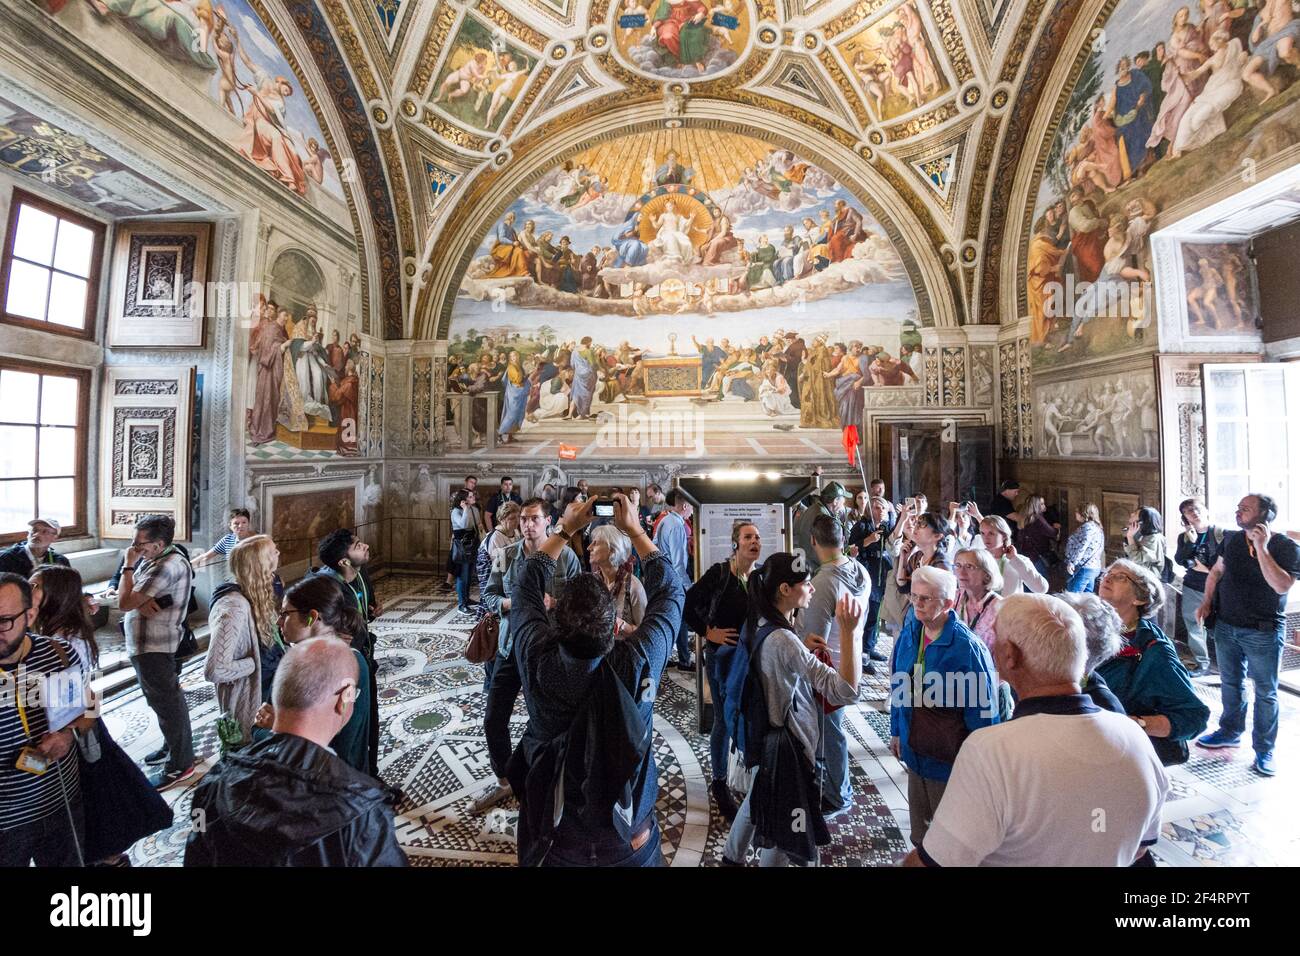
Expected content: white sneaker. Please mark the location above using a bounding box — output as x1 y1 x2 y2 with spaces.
469 783 512 815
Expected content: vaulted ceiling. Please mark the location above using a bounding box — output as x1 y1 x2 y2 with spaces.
276 0 1094 339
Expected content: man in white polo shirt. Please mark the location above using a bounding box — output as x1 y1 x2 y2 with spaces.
904 593 1168 867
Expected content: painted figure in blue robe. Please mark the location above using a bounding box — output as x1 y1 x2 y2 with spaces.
772 226 805 284
497 353 529 441
568 339 599 418
1111 57 1153 179
692 335 725 387
655 150 692 185
612 213 649 267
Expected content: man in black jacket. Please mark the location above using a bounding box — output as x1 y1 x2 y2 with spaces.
506 494 683 866
0 518 70 577
184 636 406 866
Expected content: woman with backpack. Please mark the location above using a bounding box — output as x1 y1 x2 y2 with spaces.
683 521 762 823
1173 497 1222 677
451 489 482 613
720 553 863 866
206 535 279 745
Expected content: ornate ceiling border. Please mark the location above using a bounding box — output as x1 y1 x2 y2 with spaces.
414 106 964 340
973 0 1089 323
281 0 409 339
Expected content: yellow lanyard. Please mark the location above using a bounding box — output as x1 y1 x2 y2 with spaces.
0 662 34 740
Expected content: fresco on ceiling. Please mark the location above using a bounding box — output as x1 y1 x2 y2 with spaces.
614 0 751 79
448 130 923 458
38 0 343 204
0 96 202 215
1028 0 1300 369
836 1 951 122
429 16 534 134
1180 240 1258 335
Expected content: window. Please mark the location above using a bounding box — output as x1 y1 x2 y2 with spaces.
1 189 104 338
0 360 90 542
1202 362 1300 528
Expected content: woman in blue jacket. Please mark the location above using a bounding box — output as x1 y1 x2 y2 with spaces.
889 565 1000 847
1097 559 1208 765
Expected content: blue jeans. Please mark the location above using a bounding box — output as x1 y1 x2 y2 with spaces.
815 708 852 810
1066 567 1101 593
724 792 811 867
542 821 663 867
454 557 473 608
675 619 693 665
1032 556 1051 581
1213 620 1284 755
1181 586 1209 667
704 650 729 783
865 595 883 655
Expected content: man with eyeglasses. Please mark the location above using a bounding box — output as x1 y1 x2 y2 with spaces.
0 572 90 866
0 517 71 578
472 497 580 814
119 515 195 790
184 636 406 867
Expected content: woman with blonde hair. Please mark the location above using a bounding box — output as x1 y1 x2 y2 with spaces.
979 514 1048 595
206 534 279 744
1064 502 1106 593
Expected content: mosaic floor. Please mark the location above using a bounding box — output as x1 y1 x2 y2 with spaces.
100 572 1300 866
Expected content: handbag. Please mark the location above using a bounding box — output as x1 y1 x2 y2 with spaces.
77 720 174 861
906 629 971 765
466 611 500 664
1151 735 1189 766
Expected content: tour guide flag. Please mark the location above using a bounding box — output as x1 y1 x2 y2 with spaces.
558 443 578 460
842 425 859 465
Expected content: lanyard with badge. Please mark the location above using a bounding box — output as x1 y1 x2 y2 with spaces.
1 653 51 775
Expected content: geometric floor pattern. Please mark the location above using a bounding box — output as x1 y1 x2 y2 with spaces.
100 572 1300 866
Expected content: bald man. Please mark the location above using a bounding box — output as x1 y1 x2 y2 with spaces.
185 638 406 867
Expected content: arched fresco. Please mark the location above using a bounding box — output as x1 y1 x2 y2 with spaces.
447 129 926 457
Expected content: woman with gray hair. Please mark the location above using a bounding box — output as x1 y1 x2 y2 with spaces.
588 524 646 635
953 548 1003 651
1054 592 1125 714
1096 559 1209 765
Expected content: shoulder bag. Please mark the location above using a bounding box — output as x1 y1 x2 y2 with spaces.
906 630 971 765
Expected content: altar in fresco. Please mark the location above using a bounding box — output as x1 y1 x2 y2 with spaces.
449 129 926 458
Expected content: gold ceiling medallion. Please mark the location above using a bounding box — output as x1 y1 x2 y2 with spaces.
610 0 756 82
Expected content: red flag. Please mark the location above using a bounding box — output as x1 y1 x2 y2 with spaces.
558 443 578 460
842 425 859 465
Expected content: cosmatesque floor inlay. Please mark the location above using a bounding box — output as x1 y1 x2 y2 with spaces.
98 573 1299 867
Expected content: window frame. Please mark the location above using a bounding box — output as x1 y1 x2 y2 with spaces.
0 358 92 544
1202 361 1300 529
0 188 105 341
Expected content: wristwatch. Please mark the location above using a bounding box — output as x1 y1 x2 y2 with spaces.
553 525 573 541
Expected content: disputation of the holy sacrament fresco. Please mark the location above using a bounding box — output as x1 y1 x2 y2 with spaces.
448 129 926 454
1027 0 1299 371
